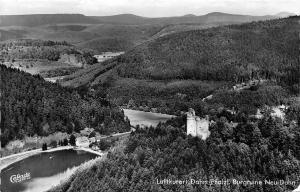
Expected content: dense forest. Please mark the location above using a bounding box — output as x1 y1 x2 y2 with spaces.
0 65 130 147
61 16 299 115
101 78 293 116
1 14 299 192
115 17 299 86
49 110 300 192
77 38 134 53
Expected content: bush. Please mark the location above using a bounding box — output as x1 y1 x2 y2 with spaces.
69 135 76 146
49 140 57 148
98 139 111 151
63 138 69 146
42 143 47 151
89 131 96 138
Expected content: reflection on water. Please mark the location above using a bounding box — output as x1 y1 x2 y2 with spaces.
123 109 175 127
22 166 77 192
1 149 98 192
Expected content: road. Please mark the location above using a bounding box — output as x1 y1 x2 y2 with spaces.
96 131 132 142
0 131 132 170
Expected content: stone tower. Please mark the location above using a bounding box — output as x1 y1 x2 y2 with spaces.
187 108 197 137
186 109 210 140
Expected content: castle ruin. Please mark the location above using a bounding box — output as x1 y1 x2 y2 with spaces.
186 108 210 140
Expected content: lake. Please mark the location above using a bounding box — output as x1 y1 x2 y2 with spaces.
123 109 175 127
1 109 174 192
1 149 98 192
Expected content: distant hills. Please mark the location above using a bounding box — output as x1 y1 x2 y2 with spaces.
1 12 297 53
0 14 98 27
90 14 149 25
1 12 296 53
59 16 300 114
0 12 295 27
91 12 277 25
0 29 24 41
275 12 297 18
0 23 162 53
61 16 300 86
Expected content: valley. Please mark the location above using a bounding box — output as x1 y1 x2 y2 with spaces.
0 108 175 192
0 12 299 192
0 12 292 52
59 16 300 117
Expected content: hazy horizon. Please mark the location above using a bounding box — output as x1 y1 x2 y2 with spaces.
0 0 299 17
0 11 298 17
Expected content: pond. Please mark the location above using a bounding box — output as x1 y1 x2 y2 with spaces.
1 149 98 192
123 109 175 127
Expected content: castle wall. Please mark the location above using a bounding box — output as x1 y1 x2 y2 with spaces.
186 108 210 140
196 119 210 140
187 116 197 137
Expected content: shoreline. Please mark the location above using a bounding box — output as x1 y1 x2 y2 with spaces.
73 146 103 156
122 108 176 117
1 109 172 171
0 146 102 170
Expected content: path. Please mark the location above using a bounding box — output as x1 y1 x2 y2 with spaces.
0 131 131 170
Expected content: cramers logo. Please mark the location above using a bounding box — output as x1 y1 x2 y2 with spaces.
10 173 31 183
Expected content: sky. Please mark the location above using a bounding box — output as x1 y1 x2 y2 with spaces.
0 0 299 17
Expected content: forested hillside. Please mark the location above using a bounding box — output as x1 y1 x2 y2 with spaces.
49 113 300 192
0 39 95 64
0 24 163 53
0 14 98 27
1 13 299 192
0 39 97 77
0 13 285 53
0 65 130 147
0 30 24 41
0 13 277 27
116 16 299 85
61 16 300 115
74 24 162 53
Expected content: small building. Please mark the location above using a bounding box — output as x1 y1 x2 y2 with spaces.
253 105 287 120
91 145 99 151
89 137 96 143
94 51 125 62
151 108 158 113
76 136 90 147
253 109 264 119
202 94 213 101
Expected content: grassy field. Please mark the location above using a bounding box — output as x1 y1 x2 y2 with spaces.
2 60 81 77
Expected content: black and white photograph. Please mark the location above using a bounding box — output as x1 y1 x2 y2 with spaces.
0 0 299 191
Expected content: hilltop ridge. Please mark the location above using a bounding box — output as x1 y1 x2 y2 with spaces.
59 16 299 115
0 12 283 27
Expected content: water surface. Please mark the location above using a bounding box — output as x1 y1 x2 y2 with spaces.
123 109 175 127
1 149 97 192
